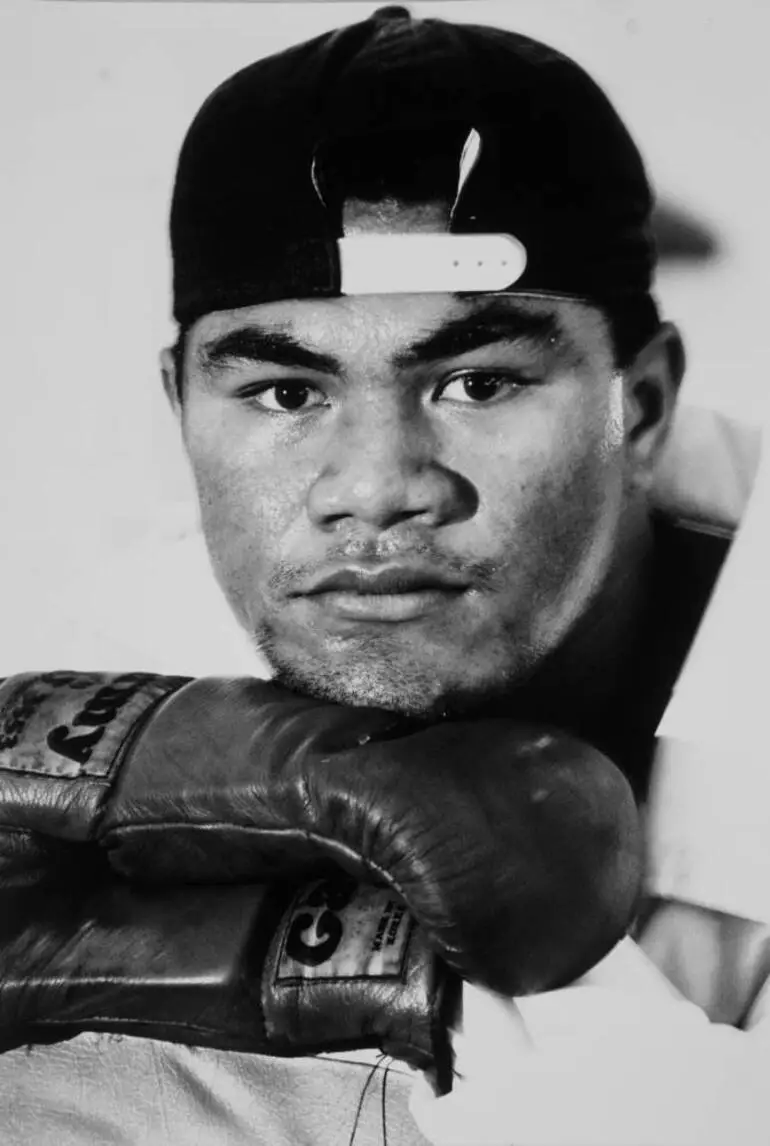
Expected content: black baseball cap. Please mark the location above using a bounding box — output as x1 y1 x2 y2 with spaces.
171 5 656 327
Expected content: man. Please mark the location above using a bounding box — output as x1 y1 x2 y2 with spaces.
0 7 767 1144
161 4 704 798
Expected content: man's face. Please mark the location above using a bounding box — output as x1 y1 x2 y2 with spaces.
171 291 642 715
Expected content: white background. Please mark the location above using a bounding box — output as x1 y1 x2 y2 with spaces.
1 0 768 673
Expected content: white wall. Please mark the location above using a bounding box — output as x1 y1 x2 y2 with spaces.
1 0 768 671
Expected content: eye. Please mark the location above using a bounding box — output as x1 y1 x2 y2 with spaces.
239 381 328 412
435 371 527 405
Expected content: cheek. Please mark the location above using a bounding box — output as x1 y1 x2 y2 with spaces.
474 386 626 589
183 417 301 622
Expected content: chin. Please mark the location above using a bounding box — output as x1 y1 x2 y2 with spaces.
267 661 441 716
259 641 529 721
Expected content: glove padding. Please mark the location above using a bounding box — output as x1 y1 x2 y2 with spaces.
0 872 457 1091
0 671 643 997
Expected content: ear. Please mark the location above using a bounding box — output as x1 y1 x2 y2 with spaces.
160 346 183 422
623 322 685 492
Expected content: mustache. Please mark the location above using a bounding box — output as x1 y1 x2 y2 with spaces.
267 538 501 595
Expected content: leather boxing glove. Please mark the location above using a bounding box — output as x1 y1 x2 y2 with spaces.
0 872 457 1092
0 671 189 886
0 671 643 996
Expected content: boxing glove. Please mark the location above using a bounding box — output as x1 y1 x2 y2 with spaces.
0 670 643 996
0 671 188 886
0 871 457 1092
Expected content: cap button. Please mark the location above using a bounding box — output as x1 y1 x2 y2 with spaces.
372 6 412 21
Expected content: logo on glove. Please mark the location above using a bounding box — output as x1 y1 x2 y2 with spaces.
277 877 412 982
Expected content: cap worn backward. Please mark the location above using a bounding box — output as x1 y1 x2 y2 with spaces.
170 5 656 326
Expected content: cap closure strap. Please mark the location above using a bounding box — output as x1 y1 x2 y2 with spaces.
338 232 527 295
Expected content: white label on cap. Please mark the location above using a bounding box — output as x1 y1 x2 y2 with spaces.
451 128 483 223
338 233 527 295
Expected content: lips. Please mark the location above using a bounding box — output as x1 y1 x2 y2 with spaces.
304 565 469 596
296 565 469 623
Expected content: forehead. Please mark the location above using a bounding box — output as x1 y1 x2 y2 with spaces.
187 292 610 370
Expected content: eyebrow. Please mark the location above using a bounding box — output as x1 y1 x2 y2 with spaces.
392 301 561 370
196 299 562 377
197 328 340 376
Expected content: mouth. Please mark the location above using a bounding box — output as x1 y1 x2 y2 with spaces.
295 565 470 623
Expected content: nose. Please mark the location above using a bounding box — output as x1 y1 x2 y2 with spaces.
306 398 475 532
